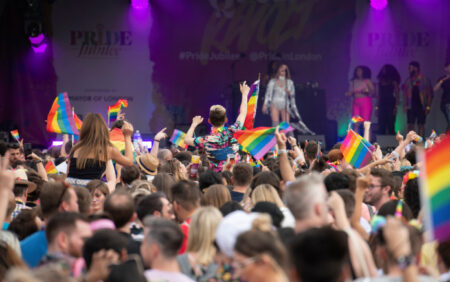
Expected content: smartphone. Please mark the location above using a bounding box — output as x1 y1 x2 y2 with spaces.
227 154 236 165
24 143 32 159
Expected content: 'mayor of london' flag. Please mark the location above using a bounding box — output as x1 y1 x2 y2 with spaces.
420 133 450 242
170 129 188 149
46 92 79 135
234 121 293 160
340 129 375 168
243 78 260 130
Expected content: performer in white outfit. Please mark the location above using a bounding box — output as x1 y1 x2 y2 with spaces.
262 64 315 134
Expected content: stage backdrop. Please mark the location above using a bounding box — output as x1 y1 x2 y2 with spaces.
52 0 154 133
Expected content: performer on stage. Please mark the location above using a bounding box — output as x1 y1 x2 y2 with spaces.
433 61 450 127
262 64 314 134
402 61 432 137
346 66 375 124
377 64 401 134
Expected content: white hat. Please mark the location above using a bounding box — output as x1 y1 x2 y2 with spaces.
215 210 259 258
13 169 37 192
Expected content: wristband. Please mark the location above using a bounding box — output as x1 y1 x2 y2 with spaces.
278 149 288 155
396 254 415 270
154 140 160 142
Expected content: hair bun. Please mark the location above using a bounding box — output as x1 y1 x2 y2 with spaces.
251 213 272 232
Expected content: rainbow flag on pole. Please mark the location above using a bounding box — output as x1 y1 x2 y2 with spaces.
108 99 128 124
233 121 293 160
170 129 188 149
243 77 260 130
10 130 20 141
340 129 375 168
46 93 79 135
351 116 364 124
419 133 450 242
45 161 58 174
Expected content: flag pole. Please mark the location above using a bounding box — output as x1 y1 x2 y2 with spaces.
107 106 110 128
72 107 75 144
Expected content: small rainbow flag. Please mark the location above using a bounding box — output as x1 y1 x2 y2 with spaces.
419 133 450 242
46 93 79 135
340 129 375 168
110 128 125 152
233 121 293 160
45 161 58 174
243 78 260 130
170 129 188 149
108 99 128 124
429 130 437 139
351 116 364 124
10 130 19 141
74 113 83 131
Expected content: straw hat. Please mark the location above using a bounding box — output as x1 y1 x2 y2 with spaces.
13 169 37 192
136 153 159 176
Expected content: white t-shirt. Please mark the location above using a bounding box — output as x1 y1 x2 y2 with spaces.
144 269 195 282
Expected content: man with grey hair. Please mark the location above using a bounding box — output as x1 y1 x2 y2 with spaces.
140 217 194 282
157 149 173 165
285 173 329 233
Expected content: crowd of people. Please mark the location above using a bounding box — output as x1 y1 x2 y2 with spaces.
0 79 449 282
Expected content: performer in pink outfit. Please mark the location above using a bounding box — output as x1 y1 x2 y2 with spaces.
346 66 375 122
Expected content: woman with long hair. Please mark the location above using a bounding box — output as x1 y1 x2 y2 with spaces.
377 64 401 134
66 113 134 186
177 206 222 281
263 64 314 134
346 66 375 123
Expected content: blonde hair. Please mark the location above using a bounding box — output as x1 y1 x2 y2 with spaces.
186 207 222 265
209 105 226 127
251 184 284 208
201 184 231 209
70 113 111 169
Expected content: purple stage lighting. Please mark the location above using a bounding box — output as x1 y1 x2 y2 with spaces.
32 43 47 53
29 33 44 45
131 0 149 9
370 0 388 10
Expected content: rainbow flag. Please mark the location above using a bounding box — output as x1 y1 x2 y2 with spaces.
10 130 19 141
351 116 364 123
340 129 375 168
233 121 293 160
110 128 125 152
74 113 83 131
45 161 58 174
243 78 260 130
430 130 437 139
46 93 79 135
170 129 188 149
420 133 450 242
108 99 128 124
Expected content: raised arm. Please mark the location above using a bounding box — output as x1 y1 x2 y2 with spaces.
0 153 14 227
275 126 295 182
150 128 167 157
184 116 204 146
60 134 70 157
235 81 251 125
110 121 134 167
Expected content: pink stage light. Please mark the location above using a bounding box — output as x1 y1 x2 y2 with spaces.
32 43 47 53
29 33 44 45
131 0 149 9
370 0 388 10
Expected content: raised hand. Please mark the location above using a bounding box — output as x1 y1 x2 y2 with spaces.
192 116 204 126
396 131 404 143
155 128 168 142
240 81 250 97
274 126 287 149
0 153 15 193
121 121 134 137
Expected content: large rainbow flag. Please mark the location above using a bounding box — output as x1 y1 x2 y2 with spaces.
110 128 125 152
46 93 79 135
420 134 450 242
170 129 188 149
340 129 375 168
233 121 293 160
108 99 128 124
243 78 260 130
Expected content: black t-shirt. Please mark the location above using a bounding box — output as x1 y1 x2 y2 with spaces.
437 76 450 104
